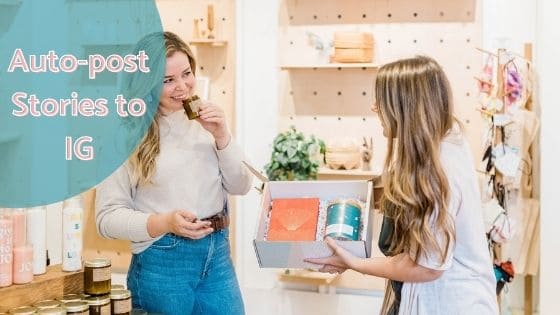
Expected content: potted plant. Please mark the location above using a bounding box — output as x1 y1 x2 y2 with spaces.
264 126 325 181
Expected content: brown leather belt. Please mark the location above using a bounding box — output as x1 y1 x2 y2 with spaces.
201 211 229 231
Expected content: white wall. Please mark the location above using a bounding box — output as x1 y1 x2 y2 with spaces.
536 0 560 313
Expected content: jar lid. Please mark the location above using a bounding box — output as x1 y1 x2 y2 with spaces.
63 301 89 312
110 289 131 300
36 307 65 315
34 300 60 309
10 306 37 315
85 295 110 306
327 198 362 210
111 284 125 290
84 258 111 268
58 294 82 303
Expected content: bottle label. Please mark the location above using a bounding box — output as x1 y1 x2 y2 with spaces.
93 266 111 282
113 299 132 314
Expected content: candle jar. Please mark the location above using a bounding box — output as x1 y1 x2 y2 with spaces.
12 245 33 284
85 295 110 315
183 95 202 120
63 301 89 315
36 307 65 315
9 306 37 315
0 209 13 287
110 289 132 315
325 199 362 241
83 258 111 296
26 206 47 275
34 300 61 310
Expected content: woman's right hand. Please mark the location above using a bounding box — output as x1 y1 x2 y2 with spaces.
148 210 213 239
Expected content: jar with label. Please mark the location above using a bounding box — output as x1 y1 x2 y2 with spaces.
83 258 111 296
63 301 89 315
36 307 65 315
111 284 125 291
110 289 131 315
9 306 37 315
325 199 362 241
34 300 61 310
85 295 110 315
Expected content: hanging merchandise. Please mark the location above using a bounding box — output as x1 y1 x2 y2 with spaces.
504 61 523 108
494 260 515 295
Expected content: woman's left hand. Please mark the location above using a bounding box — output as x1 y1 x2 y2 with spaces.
196 102 231 149
305 237 361 274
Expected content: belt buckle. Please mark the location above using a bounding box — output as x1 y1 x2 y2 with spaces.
206 212 228 231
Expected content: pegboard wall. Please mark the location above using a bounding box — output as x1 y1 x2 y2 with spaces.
155 0 237 132
278 0 483 171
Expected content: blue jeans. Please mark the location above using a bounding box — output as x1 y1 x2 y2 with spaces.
127 230 244 315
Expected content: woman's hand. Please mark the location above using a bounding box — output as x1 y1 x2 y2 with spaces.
148 210 213 239
305 237 362 274
196 103 231 149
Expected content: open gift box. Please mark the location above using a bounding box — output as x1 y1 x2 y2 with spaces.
246 163 375 269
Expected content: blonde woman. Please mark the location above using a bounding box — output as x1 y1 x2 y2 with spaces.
307 56 498 315
96 32 252 315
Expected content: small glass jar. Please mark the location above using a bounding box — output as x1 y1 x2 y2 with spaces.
36 307 65 315
325 199 362 241
85 295 110 315
9 306 37 315
110 284 125 291
83 258 111 296
63 301 89 315
110 289 131 315
34 300 61 310
183 95 201 120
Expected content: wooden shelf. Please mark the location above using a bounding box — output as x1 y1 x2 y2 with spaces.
280 63 378 70
188 39 227 47
317 167 380 180
278 269 338 286
0 265 83 312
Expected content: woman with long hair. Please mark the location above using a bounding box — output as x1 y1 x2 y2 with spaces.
96 32 252 315
307 56 498 315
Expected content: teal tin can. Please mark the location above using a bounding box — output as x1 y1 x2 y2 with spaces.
326 199 362 241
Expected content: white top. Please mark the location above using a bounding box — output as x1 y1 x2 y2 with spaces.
399 128 499 315
95 110 253 253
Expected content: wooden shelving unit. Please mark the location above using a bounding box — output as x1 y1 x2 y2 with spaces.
188 39 227 47
317 167 380 180
280 63 378 70
0 265 83 312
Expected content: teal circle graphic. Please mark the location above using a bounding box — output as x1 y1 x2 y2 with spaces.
0 0 164 207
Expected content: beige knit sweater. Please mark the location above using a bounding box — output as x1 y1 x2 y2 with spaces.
95 110 253 253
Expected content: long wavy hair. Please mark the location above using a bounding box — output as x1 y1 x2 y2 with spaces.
128 31 197 185
376 56 456 265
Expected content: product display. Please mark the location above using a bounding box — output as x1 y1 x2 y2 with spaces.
110 289 132 315
83 258 111 296
26 206 47 275
325 199 362 241
267 198 320 241
62 196 83 272
183 95 202 120
325 138 362 170
85 295 111 315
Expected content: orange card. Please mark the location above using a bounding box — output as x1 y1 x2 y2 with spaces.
267 198 319 241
